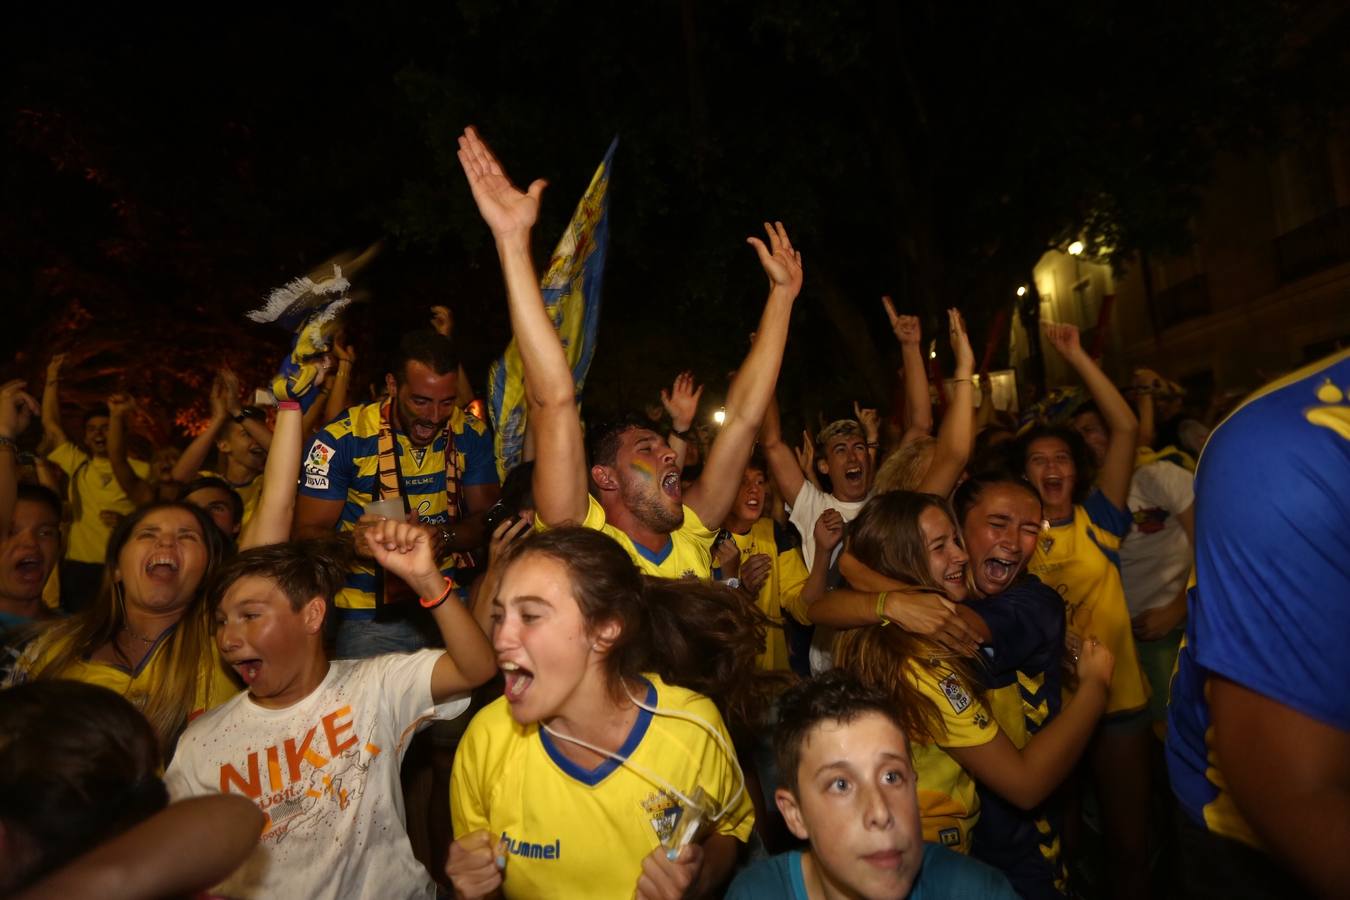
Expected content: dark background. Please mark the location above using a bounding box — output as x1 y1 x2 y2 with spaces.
5 0 1347 441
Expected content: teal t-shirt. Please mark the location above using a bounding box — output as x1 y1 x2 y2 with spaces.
726 844 1017 899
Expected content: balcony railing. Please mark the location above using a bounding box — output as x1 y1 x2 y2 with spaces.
1275 206 1350 283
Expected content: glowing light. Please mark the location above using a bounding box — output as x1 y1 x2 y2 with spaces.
1067 241 1084 256
713 408 726 425
929 350 937 360
1016 285 1028 297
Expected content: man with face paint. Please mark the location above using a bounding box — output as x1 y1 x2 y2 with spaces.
293 329 500 658
39 354 149 613
456 125 803 581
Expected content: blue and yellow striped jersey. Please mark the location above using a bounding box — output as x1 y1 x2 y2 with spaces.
1167 348 1350 848
299 401 497 610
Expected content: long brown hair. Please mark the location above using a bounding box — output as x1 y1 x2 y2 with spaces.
497 527 788 730
24 503 231 753
833 491 985 743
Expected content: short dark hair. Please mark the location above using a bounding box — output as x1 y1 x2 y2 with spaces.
1017 424 1098 504
744 450 768 479
0 682 166 893
207 539 350 614
585 412 656 469
81 405 111 427
773 670 910 794
952 470 1042 525
389 329 460 384
180 476 244 525
15 483 62 522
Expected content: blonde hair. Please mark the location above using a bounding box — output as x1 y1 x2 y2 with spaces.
873 436 936 493
25 503 229 754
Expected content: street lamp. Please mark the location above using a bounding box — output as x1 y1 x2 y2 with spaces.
1067 241 1084 256
1016 285 1028 297
713 408 726 426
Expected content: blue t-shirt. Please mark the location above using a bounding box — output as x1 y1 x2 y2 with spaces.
1167 348 1350 847
726 844 1018 899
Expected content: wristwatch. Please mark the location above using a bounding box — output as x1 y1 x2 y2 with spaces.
722 577 742 590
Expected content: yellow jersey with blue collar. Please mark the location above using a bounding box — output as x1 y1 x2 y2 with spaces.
46 443 149 563
1028 490 1149 716
12 627 239 724
538 494 717 580
1167 348 1350 849
299 402 496 610
724 518 810 672
450 673 754 898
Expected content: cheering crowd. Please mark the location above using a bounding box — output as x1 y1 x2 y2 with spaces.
0 126 1345 900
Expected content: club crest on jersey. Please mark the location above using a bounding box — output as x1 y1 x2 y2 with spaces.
939 827 961 847
939 674 971 714
1039 535 1055 554
641 790 685 845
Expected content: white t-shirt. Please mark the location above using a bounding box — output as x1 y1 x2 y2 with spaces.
165 650 470 900
1119 460 1195 617
788 482 869 674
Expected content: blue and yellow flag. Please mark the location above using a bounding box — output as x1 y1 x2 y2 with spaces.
488 138 616 480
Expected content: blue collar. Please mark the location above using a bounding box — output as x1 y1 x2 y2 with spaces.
539 677 657 786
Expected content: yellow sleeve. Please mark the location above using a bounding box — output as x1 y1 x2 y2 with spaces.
775 545 811 625
679 503 718 544
46 441 84 476
701 703 755 843
450 714 494 840
535 493 607 533
913 665 998 749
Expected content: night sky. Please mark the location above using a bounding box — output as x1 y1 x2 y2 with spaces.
5 1 1346 439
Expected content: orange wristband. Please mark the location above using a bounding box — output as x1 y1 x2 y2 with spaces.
419 576 455 609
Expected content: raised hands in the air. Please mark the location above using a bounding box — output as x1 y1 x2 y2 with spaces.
458 125 547 238
746 221 803 296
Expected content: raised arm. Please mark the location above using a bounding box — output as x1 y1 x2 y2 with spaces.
661 371 703 472
757 394 806 507
884 298 933 444
1043 323 1138 509
39 353 67 453
367 518 497 698
685 222 803 526
237 403 300 550
0 380 39 537
106 394 155 507
948 639 1113 810
1131 367 1161 449
916 309 974 496
458 126 588 526
319 335 356 427
170 374 232 483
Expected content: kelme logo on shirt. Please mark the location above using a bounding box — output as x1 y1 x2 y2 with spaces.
500 832 561 860
1307 378 1350 441
938 674 972 714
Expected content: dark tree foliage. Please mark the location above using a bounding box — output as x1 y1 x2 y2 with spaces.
3 1 1343 440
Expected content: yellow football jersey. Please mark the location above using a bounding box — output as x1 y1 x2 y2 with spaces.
1028 491 1150 716
727 518 809 672
16 627 239 723
909 660 999 854
450 674 754 898
540 494 717 581
47 442 149 563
